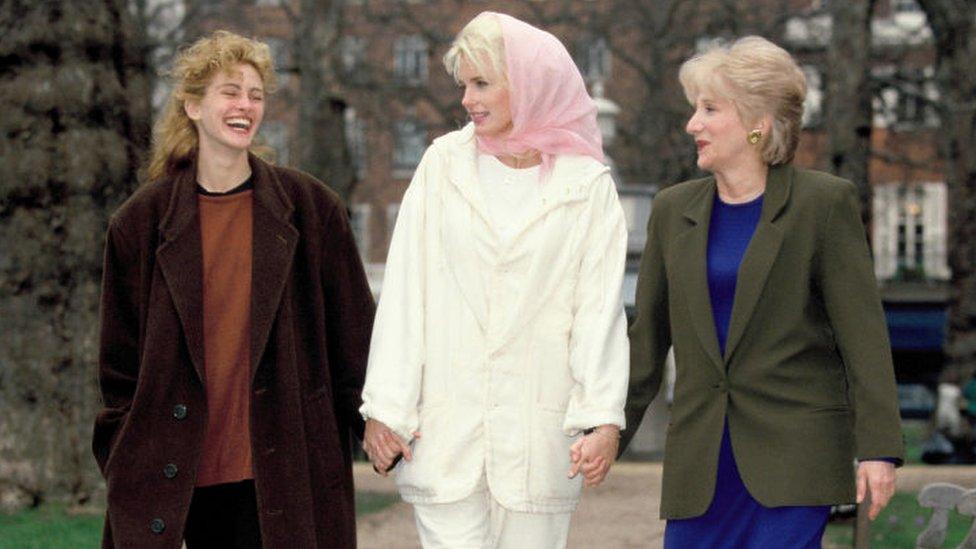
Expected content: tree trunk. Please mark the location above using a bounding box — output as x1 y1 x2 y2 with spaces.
0 0 150 506
916 0 976 382
295 0 355 203
827 0 876 223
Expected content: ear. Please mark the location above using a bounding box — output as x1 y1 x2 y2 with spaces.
184 99 201 121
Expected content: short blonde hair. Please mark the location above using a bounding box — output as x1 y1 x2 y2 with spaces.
146 30 277 182
442 12 507 85
679 36 806 166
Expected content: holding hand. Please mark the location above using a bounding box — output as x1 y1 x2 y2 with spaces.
568 425 620 487
856 460 897 520
363 419 419 476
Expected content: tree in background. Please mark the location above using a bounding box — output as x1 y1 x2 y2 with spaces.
916 0 976 382
293 0 356 202
827 0 877 222
0 0 150 506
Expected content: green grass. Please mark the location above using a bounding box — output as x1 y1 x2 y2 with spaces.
0 504 102 549
901 418 930 465
0 491 399 549
824 492 971 548
355 490 400 515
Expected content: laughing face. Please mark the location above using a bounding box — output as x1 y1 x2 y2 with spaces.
457 57 512 138
185 63 265 156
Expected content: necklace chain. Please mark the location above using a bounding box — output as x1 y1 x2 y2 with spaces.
508 151 539 169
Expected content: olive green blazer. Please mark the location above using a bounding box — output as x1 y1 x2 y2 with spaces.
623 164 904 519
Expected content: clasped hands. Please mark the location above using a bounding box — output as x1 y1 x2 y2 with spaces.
365 418 619 486
568 424 620 487
363 419 419 476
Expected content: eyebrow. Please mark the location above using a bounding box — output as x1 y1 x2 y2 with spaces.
217 83 264 94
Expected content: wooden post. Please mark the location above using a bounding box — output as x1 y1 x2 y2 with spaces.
854 491 871 549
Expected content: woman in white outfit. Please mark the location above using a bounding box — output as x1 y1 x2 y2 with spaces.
359 11 629 548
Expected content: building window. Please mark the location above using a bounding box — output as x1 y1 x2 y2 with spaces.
344 109 366 179
340 36 365 74
576 36 611 83
350 203 372 262
892 0 921 13
873 66 938 129
801 65 823 128
393 35 428 85
872 182 950 281
393 118 427 176
694 36 726 54
261 121 289 166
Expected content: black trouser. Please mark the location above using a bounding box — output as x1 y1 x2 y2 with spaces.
184 480 262 549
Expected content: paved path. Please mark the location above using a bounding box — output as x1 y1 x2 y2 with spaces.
355 463 975 548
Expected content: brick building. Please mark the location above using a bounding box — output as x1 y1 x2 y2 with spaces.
196 0 950 425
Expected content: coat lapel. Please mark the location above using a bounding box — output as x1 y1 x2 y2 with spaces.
671 179 724 374
722 164 792 362
156 166 207 384
440 132 591 348
442 129 493 332
248 156 299 379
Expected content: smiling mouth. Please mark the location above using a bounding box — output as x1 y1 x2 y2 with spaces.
226 118 252 132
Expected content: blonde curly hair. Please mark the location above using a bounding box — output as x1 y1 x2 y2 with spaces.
146 30 277 182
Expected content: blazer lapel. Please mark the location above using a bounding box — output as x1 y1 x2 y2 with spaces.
156 167 207 384
248 156 299 379
671 179 724 374
722 164 793 362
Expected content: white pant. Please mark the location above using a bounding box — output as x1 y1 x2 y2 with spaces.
412 478 572 549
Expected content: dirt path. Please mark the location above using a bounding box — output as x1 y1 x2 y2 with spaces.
355 463 975 548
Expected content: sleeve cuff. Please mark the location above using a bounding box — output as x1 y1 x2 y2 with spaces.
359 401 417 442
562 408 626 436
860 456 903 467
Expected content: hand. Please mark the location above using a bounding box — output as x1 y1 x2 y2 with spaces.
568 425 619 487
856 460 896 520
363 419 419 476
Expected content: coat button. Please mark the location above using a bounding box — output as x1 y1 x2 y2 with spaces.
150 518 165 534
172 404 188 420
163 463 178 479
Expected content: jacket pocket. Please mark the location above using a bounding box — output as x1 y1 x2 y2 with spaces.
94 406 131 476
533 326 574 412
527 409 582 502
305 386 345 488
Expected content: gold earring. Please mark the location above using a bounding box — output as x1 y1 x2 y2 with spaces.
748 130 762 145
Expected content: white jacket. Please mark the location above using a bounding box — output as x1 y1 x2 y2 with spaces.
360 124 629 513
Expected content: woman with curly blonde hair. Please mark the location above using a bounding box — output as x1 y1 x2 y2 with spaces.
94 30 374 548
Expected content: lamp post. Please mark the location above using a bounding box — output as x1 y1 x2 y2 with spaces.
592 80 621 147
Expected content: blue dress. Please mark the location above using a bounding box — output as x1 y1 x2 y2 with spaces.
663 193 830 549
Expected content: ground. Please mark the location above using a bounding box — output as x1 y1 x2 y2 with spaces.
354 462 975 549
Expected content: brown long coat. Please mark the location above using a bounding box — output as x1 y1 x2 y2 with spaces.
92 155 375 548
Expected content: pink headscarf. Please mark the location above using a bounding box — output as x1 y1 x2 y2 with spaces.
476 12 605 175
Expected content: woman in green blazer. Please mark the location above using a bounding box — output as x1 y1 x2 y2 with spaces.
622 37 904 548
